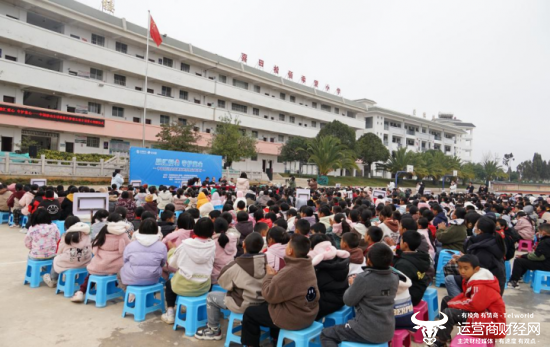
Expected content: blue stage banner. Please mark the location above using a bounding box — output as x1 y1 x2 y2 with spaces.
129 147 222 187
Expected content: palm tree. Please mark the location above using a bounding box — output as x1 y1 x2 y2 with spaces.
482 159 508 183
377 147 418 178
301 136 358 176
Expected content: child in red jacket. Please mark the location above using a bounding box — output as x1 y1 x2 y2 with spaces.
433 254 506 346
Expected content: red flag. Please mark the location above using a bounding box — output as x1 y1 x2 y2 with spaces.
314 80 319 88
288 71 293 79
259 59 264 67
273 65 279 74
150 14 162 47
301 76 306 83
241 53 248 63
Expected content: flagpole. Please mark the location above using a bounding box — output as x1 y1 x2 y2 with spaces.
142 10 151 147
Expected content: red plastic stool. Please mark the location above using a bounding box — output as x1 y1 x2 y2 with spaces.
412 301 429 343
518 239 533 252
391 329 411 347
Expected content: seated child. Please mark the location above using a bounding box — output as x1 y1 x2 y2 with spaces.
161 218 216 324
286 209 298 233
394 230 431 306
158 210 176 237
24 209 60 260
417 217 436 260
341 232 366 277
44 218 92 287
295 218 311 236
309 234 350 319
434 254 506 346
211 218 238 284
363 226 384 258
265 226 290 271
320 243 399 346
118 218 167 301
254 222 269 251
509 223 550 288
195 233 266 341
162 212 196 248
436 207 467 252
392 267 415 331
241 234 320 347
236 211 254 257
131 206 145 231
71 213 131 302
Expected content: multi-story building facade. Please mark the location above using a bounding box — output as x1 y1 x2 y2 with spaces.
0 0 474 177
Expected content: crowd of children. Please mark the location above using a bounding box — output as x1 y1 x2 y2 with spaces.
12 175 550 346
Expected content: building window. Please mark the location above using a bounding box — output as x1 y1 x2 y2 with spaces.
112 106 124 118
279 114 285 121
320 122 326 128
312 102 317 109
280 93 286 100
91 33 105 47
407 139 415 146
70 34 80 39
5 55 17 62
88 102 101 114
90 68 103 81
180 63 190 72
162 57 173 68
217 100 226 108
254 85 260 93
114 74 126 86
232 79 249 90
365 117 373 129
232 103 248 113
334 107 340 114
160 115 170 125
133 117 140 123
321 104 331 112
312 121 317 128
145 119 151 125
278 135 284 142
252 131 258 138
161 86 172 97
251 154 258 161
290 96 296 103
218 75 227 83
135 86 142 91
253 108 260 116
115 42 127 54
179 90 188 100
289 116 295 124
86 137 100 148
178 118 187 126
147 88 155 94
3 96 15 103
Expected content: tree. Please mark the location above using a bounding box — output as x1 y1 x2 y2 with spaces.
15 136 39 154
482 158 507 183
302 136 358 176
279 137 310 174
356 133 390 178
376 147 418 177
316 120 356 150
533 153 544 180
210 115 256 168
155 121 201 152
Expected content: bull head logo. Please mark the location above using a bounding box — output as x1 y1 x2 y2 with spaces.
411 311 448 346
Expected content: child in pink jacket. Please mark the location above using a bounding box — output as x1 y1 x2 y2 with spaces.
211 218 238 284
71 215 131 302
24 209 60 259
265 226 290 271
162 212 196 249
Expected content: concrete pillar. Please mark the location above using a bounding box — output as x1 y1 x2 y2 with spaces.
100 159 104 176
5 152 9 173
40 154 45 174
72 157 77 175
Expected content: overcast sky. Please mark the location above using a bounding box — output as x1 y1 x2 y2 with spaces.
79 0 550 167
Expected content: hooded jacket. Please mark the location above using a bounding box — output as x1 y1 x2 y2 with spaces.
236 178 250 192
7 189 25 208
448 268 506 339
515 216 535 240
235 220 254 257
348 247 366 276
143 200 158 215
158 221 176 237
301 215 317 227
379 218 400 244
436 219 467 252
262 256 320 330
393 251 431 306
19 191 35 216
38 197 61 220
116 197 136 221
196 192 209 210
157 190 173 210
218 253 267 313
464 233 506 293
120 234 167 285
344 267 399 343
392 268 415 330
168 237 216 296
172 195 187 211
86 222 131 275
59 193 74 220
25 223 61 259
265 243 287 271
212 232 238 284
233 191 247 211
433 211 449 227
0 188 12 211
308 241 351 319
53 223 92 273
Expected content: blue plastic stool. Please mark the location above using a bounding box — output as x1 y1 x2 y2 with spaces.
21 215 29 227
532 271 550 294
175 211 182 219
24 258 53 288
84 275 124 308
173 294 208 336
10 214 28 227
435 250 461 287
323 306 354 328
122 283 166 322
54 220 65 236
504 261 511 289
211 284 230 318
0 211 9 224
55 268 88 297
8 213 14 226
422 287 439 321
158 210 163 218
523 270 532 284
277 321 324 347
340 343 389 347
224 311 270 347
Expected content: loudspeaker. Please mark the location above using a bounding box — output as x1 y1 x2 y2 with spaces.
29 146 38 158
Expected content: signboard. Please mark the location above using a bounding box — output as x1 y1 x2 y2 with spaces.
130 180 142 187
335 183 341 188
72 193 109 216
372 189 387 199
0 104 105 127
296 188 311 202
30 179 47 187
346 191 353 199
406 165 414 173
129 147 222 187
317 175 329 186
424 189 432 195
452 170 458 177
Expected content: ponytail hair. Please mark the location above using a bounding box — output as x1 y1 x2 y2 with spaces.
92 209 109 224
64 230 81 245
266 226 290 245
92 213 123 248
334 213 350 234
214 218 230 249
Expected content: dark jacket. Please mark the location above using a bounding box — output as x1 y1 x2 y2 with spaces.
158 221 176 237
143 201 158 215
464 233 506 293
7 190 25 208
394 251 431 306
433 212 448 227
116 198 136 221
38 198 61 221
522 235 550 265
59 195 74 221
315 256 350 319
235 221 254 257
436 220 467 252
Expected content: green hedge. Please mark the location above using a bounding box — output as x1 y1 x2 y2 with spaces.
39 150 114 163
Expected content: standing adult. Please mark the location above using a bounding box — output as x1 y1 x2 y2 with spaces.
236 172 250 193
467 182 475 194
288 176 296 190
450 181 457 194
308 178 318 191
111 169 124 190
417 182 425 196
